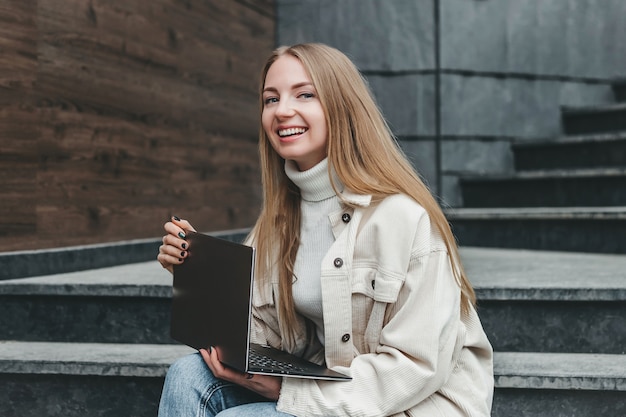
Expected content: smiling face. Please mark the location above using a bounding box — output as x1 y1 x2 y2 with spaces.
261 55 328 171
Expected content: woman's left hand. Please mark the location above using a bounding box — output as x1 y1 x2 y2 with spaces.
200 347 283 400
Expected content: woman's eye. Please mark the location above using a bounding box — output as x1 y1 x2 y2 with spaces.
264 97 278 105
299 92 315 99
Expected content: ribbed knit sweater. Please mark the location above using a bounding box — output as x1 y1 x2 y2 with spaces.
284 158 342 346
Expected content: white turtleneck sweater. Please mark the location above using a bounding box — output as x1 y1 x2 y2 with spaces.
284 158 342 346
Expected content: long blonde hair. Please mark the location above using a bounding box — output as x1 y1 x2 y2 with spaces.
250 43 475 345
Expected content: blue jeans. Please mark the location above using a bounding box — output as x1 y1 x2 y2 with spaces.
158 353 294 417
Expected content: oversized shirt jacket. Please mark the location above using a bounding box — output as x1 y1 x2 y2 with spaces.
250 191 494 417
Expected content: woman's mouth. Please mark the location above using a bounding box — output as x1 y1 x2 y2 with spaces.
277 127 308 137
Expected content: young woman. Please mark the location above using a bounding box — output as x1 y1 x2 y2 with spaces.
157 43 493 417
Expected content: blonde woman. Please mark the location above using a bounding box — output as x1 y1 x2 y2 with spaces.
157 43 493 417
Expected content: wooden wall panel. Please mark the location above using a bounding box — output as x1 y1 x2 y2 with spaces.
0 0 275 251
0 0 38 240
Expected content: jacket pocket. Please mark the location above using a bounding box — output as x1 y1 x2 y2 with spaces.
351 267 404 302
352 267 404 352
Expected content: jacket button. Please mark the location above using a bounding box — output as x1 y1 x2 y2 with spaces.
371 280 375 290
341 334 350 342
341 213 351 223
333 258 343 268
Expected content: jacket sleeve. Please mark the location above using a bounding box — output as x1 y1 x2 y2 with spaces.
277 220 463 416
250 305 277 346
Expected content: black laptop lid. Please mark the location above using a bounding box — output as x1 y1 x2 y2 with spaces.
171 231 255 372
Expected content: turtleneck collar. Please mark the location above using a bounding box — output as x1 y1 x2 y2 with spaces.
284 158 342 202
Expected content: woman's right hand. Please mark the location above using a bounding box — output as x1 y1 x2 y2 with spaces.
157 216 197 274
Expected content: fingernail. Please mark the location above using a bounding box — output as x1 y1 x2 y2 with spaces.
172 215 181 221
178 231 186 239
209 346 213 353
181 243 187 249
180 251 186 257
178 258 183 262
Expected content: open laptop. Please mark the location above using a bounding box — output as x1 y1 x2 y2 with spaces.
170 231 351 380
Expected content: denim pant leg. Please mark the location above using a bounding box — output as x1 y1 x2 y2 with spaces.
158 353 270 417
216 402 295 417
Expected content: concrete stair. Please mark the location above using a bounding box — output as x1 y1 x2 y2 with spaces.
492 352 626 416
442 76 626 416
468 247 626 415
512 132 626 171
446 206 626 253
562 102 626 135
460 168 626 207
467 247 626 355
450 78 626 254
0 341 193 417
0 230 241 417
0 241 625 416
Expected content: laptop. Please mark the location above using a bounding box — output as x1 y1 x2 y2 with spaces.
170 231 351 380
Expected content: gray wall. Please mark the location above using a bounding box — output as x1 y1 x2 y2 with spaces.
276 0 626 206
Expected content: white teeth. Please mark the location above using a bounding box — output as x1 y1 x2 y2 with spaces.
278 127 307 137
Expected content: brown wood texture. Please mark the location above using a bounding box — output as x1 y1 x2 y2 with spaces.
0 0 275 251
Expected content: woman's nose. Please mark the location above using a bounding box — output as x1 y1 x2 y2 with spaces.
275 98 295 117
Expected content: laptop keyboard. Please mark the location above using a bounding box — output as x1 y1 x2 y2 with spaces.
248 349 307 374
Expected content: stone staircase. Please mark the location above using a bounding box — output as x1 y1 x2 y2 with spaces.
0 80 625 416
447 79 626 254
1 242 624 416
446 77 626 416
0 231 245 417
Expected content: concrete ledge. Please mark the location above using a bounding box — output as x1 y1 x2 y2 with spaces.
562 102 626 115
448 209 626 253
0 228 250 281
494 352 626 391
0 261 172 297
1 246 624 302
461 167 626 180
0 238 162 281
513 131 626 146
462 247 626 301
446 206 626 220
0 341 194 377
561 103 626 135
1 341 623 393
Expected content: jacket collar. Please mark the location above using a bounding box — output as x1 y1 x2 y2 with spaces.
253 189 372 307
340 189 372 207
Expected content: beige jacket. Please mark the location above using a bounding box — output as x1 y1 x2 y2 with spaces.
251 192 494 417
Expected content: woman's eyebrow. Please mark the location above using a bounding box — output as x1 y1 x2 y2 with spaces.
263 82 313 93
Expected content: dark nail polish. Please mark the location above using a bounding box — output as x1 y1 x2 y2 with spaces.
173 215 181 221
181 251 186 257
178 258 183 262
178 231 186 239
181 243 187 249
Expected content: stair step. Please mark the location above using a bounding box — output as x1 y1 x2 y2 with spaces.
0 341 622 417
460 169 626 208
614 78 626 102
446 207 626 253
0 341 193 377
0 341 194 417
494 351 626 391
512 132 626 171
492 352 626 417
463 247 626 353
1 246 623 354
0 228 250 281
561 103 626 135
0 262 175 344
